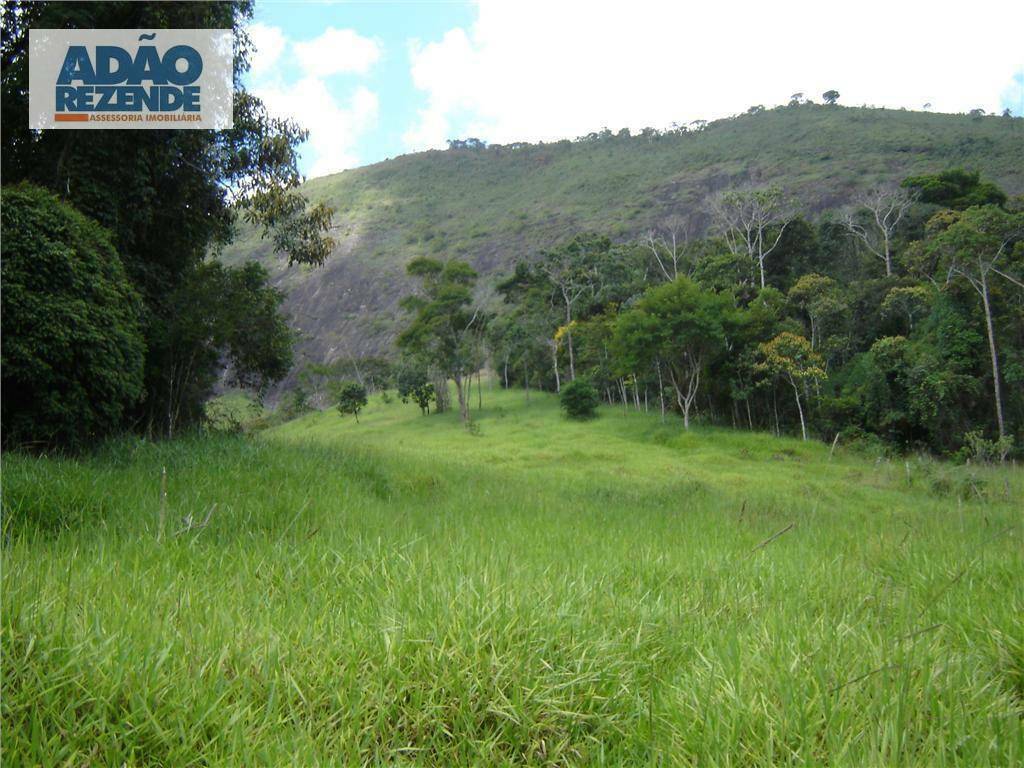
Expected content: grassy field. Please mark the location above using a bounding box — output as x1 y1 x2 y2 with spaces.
3 387 1023 766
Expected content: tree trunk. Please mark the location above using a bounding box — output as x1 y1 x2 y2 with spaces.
790 378 807 441
551 343 561 393
453 373 469 423
656 361 666 423
669 365 699 430
566 328 576 381
433 375 450 413
477 370 483 410
563 297 576 381
980 276 1006 444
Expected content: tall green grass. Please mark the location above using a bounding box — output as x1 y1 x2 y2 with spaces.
3 388 1022 765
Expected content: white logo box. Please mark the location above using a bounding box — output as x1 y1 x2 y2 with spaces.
29 29 233 129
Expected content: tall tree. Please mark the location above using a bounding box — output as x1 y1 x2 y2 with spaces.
397 257 485 424
916 205 1024 448
756 332 826 441
614 278 733 429
537 235 607 381
840 186 915 276
643 217 693 282
710 186 793 289
787 273 848 358
0 0 333 436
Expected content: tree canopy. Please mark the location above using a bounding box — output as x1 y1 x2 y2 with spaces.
0 0 333 444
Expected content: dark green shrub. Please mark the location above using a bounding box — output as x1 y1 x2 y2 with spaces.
335 381 368 422
1 184 145 450
560 379 600 420
397 367 435 415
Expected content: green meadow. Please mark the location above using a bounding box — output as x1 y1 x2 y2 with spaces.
3 387 1023 766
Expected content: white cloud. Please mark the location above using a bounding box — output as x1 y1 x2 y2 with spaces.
245 23 382 176
404 0 1024 151
247 22 286 77
253 78 379 176
294 27 382 77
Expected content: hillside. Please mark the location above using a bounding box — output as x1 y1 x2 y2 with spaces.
221 104 1024 366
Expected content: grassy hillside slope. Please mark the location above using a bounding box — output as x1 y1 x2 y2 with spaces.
227 104 1024 364
4 388 1022 765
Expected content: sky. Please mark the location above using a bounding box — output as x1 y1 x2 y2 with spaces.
246 0 1024 179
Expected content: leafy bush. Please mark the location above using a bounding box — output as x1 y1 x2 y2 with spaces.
282 387 312 418
1 184 145 450
560 380 600 420
397 367 435 415
958 430 1014 464
203 393 267 433
335 381 368 422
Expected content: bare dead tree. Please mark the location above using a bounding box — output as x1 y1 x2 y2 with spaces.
539 256 595 382
709 186 793 288
841 186 915 276
644 216 692 282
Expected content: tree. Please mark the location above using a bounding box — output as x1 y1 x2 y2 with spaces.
614 278 733 429
1 184 145 450
822 90 840 105
840 186 915 276
710 186 794 288
918 205 1024 450
0 1 334 437
902 169 1007 210
397 257 485 424
396 367 435 415
537 235 606 382
881 285 931 333
787 274 846 355
494 262 564 394
756 332 827 441
156 261 294 437
560 379 600 419
335 381 368 423
643 218 693 282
